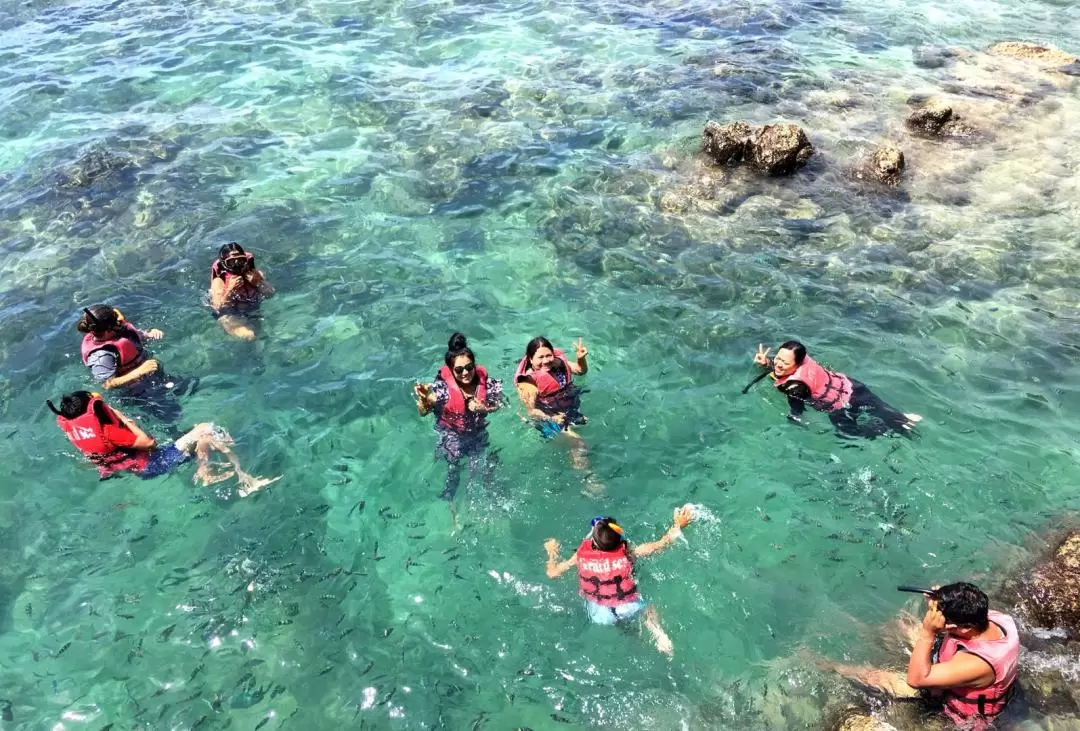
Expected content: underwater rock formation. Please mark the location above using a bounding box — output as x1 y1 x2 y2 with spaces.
987 41 1078 68
904 99 978 139
702 121 814 175
851 143 905 186
1012 530 1080 638
55 148 135 189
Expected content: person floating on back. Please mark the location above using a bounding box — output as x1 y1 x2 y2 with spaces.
515 336 600 492
543 506 694 657
208 242 275 341
414 333 503 526
751 340 921 439
77 304 185 423
51 391 280 497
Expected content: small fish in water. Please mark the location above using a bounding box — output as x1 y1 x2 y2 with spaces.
25 603 32 618
348 500 365 517
317 666 334 677
551 714 573 724
158 624 177 642
98 725 112 731
191 715 209 730
54 641 72 658
255 715 272 730
313 504 330 515
406 521 426 528
408 534 426 540
382 627 394 638
373 542 385 561
359 660 374 675
755 507 771 522
117 613 135 620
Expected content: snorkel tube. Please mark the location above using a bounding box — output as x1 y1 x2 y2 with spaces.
741 369 772 394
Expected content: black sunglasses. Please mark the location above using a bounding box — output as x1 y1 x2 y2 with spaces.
453 363 475 375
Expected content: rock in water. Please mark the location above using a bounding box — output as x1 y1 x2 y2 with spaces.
987 41 1079 67
835 715 899 731
905 99 978 139
870 143 905 185
702 120 751 165
1015 530 1080 637
746 124 814 176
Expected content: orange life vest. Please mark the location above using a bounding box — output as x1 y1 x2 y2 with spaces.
938 610 1019 729
80 323 146 376
435 364 489 433
772 355 853 412
56 396 148 478
576 539 640 607
514 348 576 414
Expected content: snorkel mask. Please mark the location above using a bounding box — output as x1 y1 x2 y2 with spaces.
589 516 625 547
221 255 249 275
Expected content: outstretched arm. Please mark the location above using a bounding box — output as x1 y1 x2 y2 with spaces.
629 507 694 559
569 338 588 375
544 539 578 579
414 383 437 417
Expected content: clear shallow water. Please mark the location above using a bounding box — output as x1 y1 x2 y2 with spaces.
1 0 1080 727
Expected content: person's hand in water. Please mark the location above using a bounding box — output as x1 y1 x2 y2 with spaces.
673 505 694 530
237 472 282 497
551 412 566 426
144 329 165 340
754 344 771 367
544 538 560 558
414 382 433 404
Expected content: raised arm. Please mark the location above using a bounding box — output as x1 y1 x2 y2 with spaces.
907 601 994 690
414 383 437 417
629 507 694 559
569 338 588 375
544 538 578 579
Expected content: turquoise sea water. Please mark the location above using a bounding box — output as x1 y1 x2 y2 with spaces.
1 0 1080 727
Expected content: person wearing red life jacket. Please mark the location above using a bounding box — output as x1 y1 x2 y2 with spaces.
77 304 188 424
51 391 281 496
414 333 502 523
515 335 599 490
823 582 1020 731
752 340 922 438
208 242 275 341
544 506 694 657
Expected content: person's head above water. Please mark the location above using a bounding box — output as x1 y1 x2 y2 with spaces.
525 336 557 372
936 582 990 636
444 332 477 386
48 390 96 419
217 242 251 275
590 516 625 552
773 340 807 378
77 304 121 336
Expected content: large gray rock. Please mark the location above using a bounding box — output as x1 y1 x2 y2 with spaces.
851 143 906 186
747 124 814 175
702 120 814 176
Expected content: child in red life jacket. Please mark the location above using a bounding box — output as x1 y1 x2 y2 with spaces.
752 340 922 439
51 391 280 497
208 242 275 341
543 506 694 657
414 333 502 526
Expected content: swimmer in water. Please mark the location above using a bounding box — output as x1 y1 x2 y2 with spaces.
51 391 280 497
752 340 922 438
543 506 695 657
414 332 502 526
208 242 275 341
514 336 600 493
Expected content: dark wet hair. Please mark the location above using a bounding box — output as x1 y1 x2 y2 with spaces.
218 242 246 259
592 517 624 552
76 304 120 334
444 332 475 368
779 340 807 365
937 582 990 630
53 391 93 419
525 336 555 362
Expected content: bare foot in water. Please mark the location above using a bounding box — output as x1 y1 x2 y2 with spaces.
643 605 674 658
902 413 923 430
194 464 236 486
237 472 282 498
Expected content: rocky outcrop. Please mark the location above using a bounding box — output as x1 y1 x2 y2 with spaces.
905 99 978 139
1014 530 1080 637
825 708 900 731
56 149 135 189
702 121 814 176
851 143 905 186
987 41 1078 67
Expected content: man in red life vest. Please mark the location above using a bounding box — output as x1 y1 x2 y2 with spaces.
543 506 694 657
752 340 922 438
821 582 1020 730
51 391 280 496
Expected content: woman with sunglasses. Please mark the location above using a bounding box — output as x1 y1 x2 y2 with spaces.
543 507 695 657
414 333 503 525
209 242 275 341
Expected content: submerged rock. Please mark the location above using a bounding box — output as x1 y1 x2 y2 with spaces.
702 120 814 175
830 710 900 731
56 148 135 189
852 143 906 186
905 99 978 139
748 124 815 175
987 41 1079 68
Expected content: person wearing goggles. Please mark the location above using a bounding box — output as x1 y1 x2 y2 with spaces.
544 506 695 657
208 242 275 341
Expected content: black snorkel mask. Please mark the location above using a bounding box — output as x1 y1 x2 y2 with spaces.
221 256 250 275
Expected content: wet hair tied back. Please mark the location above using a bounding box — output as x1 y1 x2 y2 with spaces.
77 304 119 334
444 332 475 368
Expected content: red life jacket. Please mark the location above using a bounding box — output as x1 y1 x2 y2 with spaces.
773 355 853 412
514 348 576 414
80 323 146 376
435 364 489 434
210 253 261 305
938 610 1020 729
56 396 149 478
576 539 640 607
